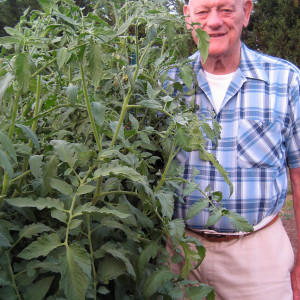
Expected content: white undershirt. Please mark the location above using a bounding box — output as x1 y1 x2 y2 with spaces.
204 71 235 114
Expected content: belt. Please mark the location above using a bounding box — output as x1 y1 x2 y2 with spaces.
197 213 279 242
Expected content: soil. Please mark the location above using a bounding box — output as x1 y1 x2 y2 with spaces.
282 194 298 266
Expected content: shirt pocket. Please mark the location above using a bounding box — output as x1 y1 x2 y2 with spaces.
237 120 283 168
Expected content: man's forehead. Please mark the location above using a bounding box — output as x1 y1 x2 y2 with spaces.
187 0 244 6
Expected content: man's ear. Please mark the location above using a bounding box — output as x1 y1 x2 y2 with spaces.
183 5 191 28
243 0 253 27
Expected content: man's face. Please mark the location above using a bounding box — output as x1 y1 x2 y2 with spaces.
184 0 252 59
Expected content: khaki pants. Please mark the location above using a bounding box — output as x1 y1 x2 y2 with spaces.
166 218 294 300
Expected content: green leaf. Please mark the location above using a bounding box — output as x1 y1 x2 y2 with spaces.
57 47 71 69
49 178 73 195
147 82 156 100
180 241 205 279
0 149 13 179
109 121 125 141
183 181 199 197
24 277 54 300
51 140 77 167
98 286 110 295
143 270 174 298
91 102 105 127
5 197 64 211
0 36 22 45
206 209 223 227
65 85 78 106
98 149 134 166
138 242 160 274
0 73 14 102
60 245 88 300
87 13 109 27
179 64 193 89
156 193 174 219
68 243 91 277
186 199 209 220
101 243 135 278
38 0 58 13
18 233 62 259
94 164 143 182
69 219 82 229
129 113 139 130
199 151 233 196
195 27 210 63
227 211 254 232
15 124 40 150
137 100 162 109
73 203 130 219
97 256 126 283
0 232 11 248
116 16 135 36
51 209 67 222
126 65 135 89
77 185 96 195
19 223 53 239
185 284 214 300
168 219 185 246
86 43 103 88
174 126 193 152
202 123 218 146
29 155 43 179
15 52 31 93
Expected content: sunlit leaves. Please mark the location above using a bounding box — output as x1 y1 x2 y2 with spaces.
86 43 103 88
15 52 31 93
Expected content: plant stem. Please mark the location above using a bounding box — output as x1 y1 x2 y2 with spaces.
31 57 57 78
86 215 97 300
109 39 153 148
10 170 31 184
92 176 102 205
109 90 132 148
92 190 142 206
6 252 22 300
80 63 102 151
155 141 179 193
0 92 21 199
13 76 42 197
64 194 77 245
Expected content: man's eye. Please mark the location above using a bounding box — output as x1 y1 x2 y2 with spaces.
196 11 208 16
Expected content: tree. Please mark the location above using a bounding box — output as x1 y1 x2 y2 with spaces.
242 0 300 66
0 0 94 36
0 0 41 36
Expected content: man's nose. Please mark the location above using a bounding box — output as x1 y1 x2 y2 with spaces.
206 10 223 28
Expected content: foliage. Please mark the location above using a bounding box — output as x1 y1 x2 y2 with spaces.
0 0 252 299
242 0 300 66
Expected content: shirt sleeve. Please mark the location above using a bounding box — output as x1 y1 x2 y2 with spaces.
286 69 300 168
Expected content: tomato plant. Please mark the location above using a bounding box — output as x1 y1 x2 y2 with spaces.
0 0 252 299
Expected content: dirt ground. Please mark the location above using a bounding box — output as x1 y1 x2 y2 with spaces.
282 194 298 266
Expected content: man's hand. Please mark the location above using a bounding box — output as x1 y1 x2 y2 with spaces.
292 264 300 299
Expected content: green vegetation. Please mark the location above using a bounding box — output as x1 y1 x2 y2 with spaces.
242 0 300 66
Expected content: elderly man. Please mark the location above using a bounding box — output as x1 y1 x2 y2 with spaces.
167 0 300 299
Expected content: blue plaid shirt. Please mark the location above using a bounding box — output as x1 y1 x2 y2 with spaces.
171 43 300 232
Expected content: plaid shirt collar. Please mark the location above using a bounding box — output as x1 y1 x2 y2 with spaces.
191 43 270 84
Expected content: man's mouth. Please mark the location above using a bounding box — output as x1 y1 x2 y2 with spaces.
209 34 225 38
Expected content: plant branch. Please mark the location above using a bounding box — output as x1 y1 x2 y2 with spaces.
155 141 179 193
80 63 102 151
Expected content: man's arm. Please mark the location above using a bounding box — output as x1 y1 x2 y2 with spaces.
290 167 300 300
